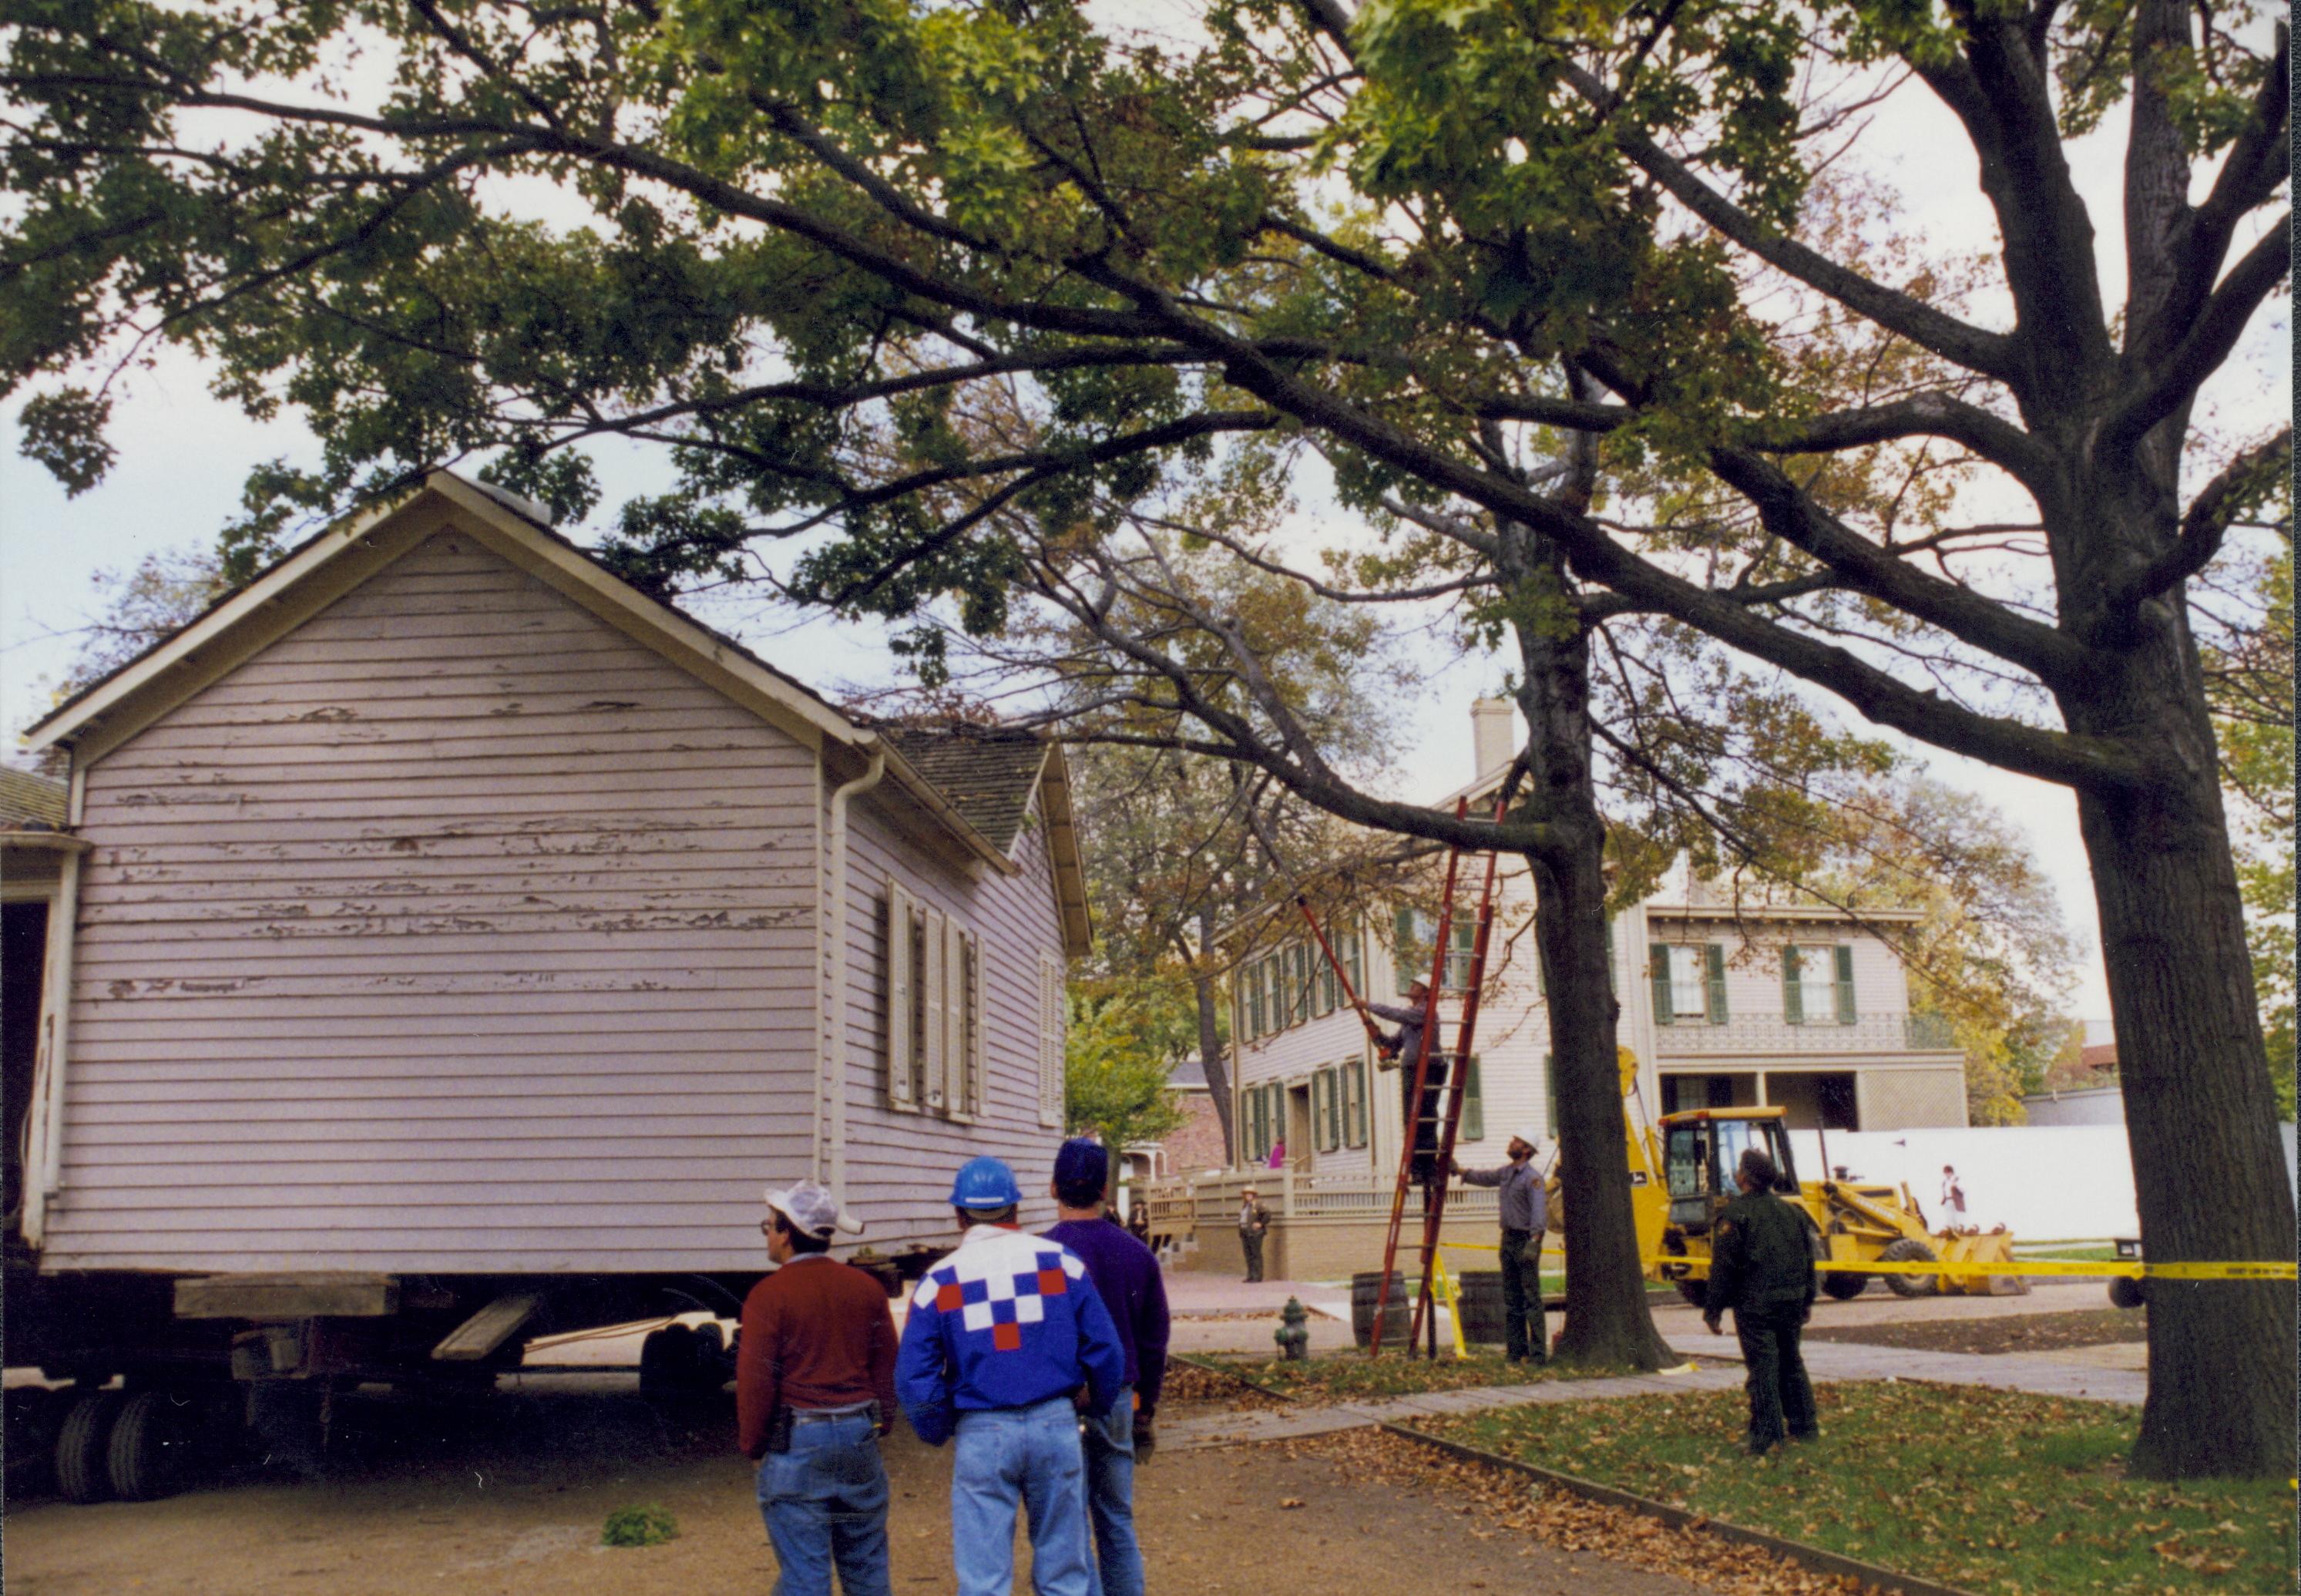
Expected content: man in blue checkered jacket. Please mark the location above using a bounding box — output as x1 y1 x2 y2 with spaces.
897 1156 1126 1596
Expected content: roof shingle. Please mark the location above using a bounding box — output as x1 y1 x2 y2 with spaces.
0 768 67 829
877 724 1050 852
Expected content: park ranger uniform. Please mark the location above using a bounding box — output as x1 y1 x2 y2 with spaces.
1701 1184 1820 1454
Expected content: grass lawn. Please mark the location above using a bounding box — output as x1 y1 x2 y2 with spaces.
1418 1380 2296 1594
1198 1348 1601 1403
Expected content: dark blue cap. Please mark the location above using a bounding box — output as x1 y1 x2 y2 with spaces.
1053 1137 1109 1191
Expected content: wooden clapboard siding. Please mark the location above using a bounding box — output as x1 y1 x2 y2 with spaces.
45 531 820 1274
835 788 1067 1245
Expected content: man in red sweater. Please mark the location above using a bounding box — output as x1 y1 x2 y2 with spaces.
738 1181 900 1596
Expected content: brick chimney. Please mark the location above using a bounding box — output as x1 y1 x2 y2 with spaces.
1470 697 1516 781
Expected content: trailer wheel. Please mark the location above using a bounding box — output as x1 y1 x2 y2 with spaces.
638 1325 699 1403
55 1392 127 1504
1879 1238 1940 1298
106 1391 197 1502
2108 1275 2146 1311
1821 1271 1869 1300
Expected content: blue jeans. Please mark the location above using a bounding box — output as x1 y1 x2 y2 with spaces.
1080 1385 1143 1596
756 1413 893 1596
952 1395 1093 1596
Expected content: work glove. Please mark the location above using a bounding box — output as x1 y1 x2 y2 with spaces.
1134 1420 1156 1464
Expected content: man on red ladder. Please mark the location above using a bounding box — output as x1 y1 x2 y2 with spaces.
1369 980 1449 1186
1367 979 1434 1074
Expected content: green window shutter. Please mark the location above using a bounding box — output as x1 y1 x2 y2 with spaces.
1649 942 1675 1025
1604 915 1618 993
1342 929 1363 996
1292 944 1311 1021
1705 942 1728 1024
1349 1057 1369 1146
1255 1085 1271 1160
1835 944 1858 1024
1542 1052 1555 1142
1247 963 1265 1037
1266 953 1285 1030
1461 1056 1484 1141
1311 1070 1328 1151
1325 1069 1343 1151
1394 907 1419 996
1782 944 1804 1025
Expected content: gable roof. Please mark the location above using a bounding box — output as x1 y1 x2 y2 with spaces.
21 470 1091 953
877 725 1050 851
0 768 67 829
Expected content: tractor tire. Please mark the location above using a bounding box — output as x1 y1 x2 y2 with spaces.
55 1392 127 1504
1821 1271 1869 1300
2108 1275 2146 1311
108 1390 196 1502
1879 1238 1940 1298
638 1325 699 1403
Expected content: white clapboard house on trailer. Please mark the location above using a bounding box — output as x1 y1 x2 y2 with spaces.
5 471 1088 1472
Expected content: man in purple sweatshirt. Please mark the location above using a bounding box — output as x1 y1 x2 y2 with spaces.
1044 1139 1170 1596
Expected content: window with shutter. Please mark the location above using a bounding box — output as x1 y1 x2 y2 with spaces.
1834 944 1858 1024
1348 1056 1369 1147
1038 953 1066 1129
1313 948 1335 1016
922 906 948 1111
1446 919 1476 990
1604 914 1617 993
885 885 919 1111
1245 960 1265 1039
1342 928 1364 997
1312 1069 1332 1151
1264 953 1285 1030
1649 942 1675 1025
1666 946 1708 1021
1705 942 1729 1024
1782 943 1805 1024
1460 1056 1484 1141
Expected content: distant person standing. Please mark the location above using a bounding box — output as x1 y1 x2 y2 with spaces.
737 1181 899 1596
1237 1186 1272 1282
1940 1164 1968 1229
1046 1139 1171 1596
1703 1147 1820 1456
1452 1127 1549 1363
896 1157 1125 1596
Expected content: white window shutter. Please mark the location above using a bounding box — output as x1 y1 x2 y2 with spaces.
1039 953 1066 1129
960 930 984 1121
942 916 968 1118
886 885 917 1111
923 906 948 1112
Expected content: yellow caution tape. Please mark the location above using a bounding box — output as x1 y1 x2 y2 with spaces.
1646 1255 2297 1281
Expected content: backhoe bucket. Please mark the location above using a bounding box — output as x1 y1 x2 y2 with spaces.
1937 1229 2028 1295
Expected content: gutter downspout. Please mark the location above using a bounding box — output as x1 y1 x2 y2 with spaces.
821 747 886 1200
24 842 85 1248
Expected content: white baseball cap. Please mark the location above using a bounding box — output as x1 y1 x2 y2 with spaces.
763 1181 865 1240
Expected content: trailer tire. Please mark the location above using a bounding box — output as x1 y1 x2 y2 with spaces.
1879 1238 1940 1298
56 1392 127 1504
1821 1271 1869 1300
108 1390 195 1501
639 1325 699 1403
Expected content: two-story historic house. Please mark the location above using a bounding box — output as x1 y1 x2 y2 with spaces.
1226 700 1970 1183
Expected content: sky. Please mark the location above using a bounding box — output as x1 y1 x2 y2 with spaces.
1 25 2290 1028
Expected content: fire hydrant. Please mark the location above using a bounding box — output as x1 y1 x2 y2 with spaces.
1273 1296 1310 1361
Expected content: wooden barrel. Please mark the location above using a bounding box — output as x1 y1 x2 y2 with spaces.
1349 1272 1414 1348
1453 1270 1507 1346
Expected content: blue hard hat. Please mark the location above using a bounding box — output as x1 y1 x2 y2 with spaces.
949 1155 1023 1210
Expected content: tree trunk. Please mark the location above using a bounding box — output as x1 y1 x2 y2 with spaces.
1502 520 1674 1371
2065 634 2298 1477
1196 909 1238 1164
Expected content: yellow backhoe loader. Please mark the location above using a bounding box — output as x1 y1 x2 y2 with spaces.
1546 1050 2027 1301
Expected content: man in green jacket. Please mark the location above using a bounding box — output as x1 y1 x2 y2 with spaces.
1702 1146 1820 1456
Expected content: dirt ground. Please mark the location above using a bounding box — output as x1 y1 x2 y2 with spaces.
4 1379 1701 1596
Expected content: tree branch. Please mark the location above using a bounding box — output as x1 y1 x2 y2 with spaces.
2107 217 2293 447
2118 425 2294 603
1750 391 2051 483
